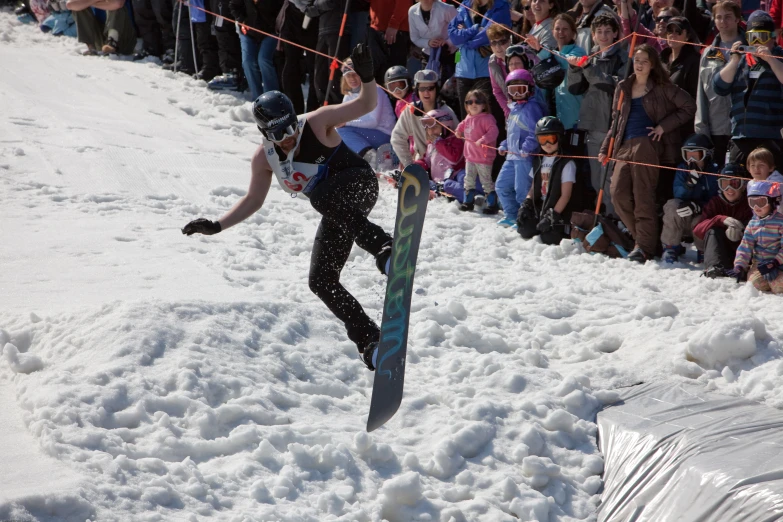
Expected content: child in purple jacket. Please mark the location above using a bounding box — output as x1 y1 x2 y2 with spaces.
455 89 500 213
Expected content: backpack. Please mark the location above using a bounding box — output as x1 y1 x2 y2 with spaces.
570 212 634 258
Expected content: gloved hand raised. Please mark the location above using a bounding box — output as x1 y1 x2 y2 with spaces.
758 259 780 282
350 42 375 83
684 170 700 188
182 218 222 236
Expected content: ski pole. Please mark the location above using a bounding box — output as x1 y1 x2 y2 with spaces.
592 0 646 228
189 7 198 75
174 0 183 73
323 0 353 106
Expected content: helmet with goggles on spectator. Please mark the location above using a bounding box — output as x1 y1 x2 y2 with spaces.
534 116 565 153
505 69 535 102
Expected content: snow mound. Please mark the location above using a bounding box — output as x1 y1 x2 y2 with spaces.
3 343 43 374
686 316 768 369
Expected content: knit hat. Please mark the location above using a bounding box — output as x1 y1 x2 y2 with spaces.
747 10 775 33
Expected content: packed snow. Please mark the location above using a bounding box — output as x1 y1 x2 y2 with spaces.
2 11 783 522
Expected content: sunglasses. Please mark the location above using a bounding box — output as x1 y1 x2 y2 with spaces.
262 124 297 143
537 134 559 146
418 85 436 93
656 15 673 23
465 99 485 105
386 79 408 94
718 178 746 191
748 195 772 209
747 30 773 45
490 37 510 46
507 84 530 96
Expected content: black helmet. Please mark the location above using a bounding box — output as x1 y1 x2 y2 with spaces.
681 133 714 164
505 44 537 70
384 65 410 85
535 116 565 136
253 91 297 142
721 162 749 179
531 56 565 90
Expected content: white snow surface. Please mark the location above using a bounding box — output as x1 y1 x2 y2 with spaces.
2 12 783 522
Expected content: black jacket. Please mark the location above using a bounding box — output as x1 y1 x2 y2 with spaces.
661 44 700 141
531 154 589 221
229 0 284 40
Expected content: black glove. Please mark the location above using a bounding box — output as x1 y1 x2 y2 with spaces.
676 200 701 218
684 169 701 188
537 208 563 234
517 198 535 223
182 218 222 236
350 42 375 83
726 266 747 283
758 259 780 282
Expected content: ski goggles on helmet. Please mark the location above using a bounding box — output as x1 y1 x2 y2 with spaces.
414 69 439 88
681 148 707 163
747 30 773 45
537 133 559 146
385 79 409 94
261 123 297 143
421 116 451 128
718 178 746 192
748 195 773 209
507 84 530 97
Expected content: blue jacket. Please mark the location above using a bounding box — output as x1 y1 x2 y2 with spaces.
190 0 207 23
712 47 783 140
538 43 586 129
500 98 546 160
448 0 511 79
672 162 720 203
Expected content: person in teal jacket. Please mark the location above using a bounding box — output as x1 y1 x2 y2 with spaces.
526 13 586 130
448 0 512 118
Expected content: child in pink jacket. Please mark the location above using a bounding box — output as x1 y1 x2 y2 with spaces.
455 89 500 213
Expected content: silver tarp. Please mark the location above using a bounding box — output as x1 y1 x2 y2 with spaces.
597 382 783 522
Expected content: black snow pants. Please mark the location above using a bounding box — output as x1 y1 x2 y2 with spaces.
703 227 737 270
307 167 392 351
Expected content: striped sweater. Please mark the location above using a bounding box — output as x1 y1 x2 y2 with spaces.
733 210 783 270
712 46 783 140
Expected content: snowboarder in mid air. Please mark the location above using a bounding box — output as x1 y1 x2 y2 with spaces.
182 43 392 371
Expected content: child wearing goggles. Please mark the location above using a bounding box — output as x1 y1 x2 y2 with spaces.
729 180 783 292
694 163 753 278
660 134 721 264
517 116 586 245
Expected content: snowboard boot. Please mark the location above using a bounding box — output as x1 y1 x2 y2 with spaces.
375 241 393 276
360 342 378 371
703 265 728 279
208 71 241 91
628 246 649 264
662 244 680 264
459 189 476 212
482 191 500 215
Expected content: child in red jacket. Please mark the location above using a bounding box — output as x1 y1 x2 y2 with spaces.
694 163 753 278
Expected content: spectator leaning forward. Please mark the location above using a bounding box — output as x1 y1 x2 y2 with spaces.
67 0 135 55
713 10 783 171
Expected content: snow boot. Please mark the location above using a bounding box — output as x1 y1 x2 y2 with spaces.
459 189 476 212
662 244 679 264
482 191 500 215
628 246 649 264
208 71 241 91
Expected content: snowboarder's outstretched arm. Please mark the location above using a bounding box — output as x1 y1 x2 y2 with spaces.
182 145 273 236
307 43 377 133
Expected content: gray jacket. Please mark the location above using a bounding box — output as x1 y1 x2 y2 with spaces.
567 43 628 133
694 43 734 138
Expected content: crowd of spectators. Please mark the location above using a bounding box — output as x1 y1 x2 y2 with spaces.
9 0 783 291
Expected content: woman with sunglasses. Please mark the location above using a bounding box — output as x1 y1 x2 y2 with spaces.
693 163 753 279
181 44 393 371
390 69 459 174
597 44 696 263
728 180 783 293
714 10 783 170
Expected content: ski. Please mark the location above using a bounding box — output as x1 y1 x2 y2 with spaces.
366 163 429 432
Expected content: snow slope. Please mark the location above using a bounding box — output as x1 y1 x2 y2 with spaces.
2 12 783 522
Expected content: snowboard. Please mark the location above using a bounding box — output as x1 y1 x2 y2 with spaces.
367 164 430 432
